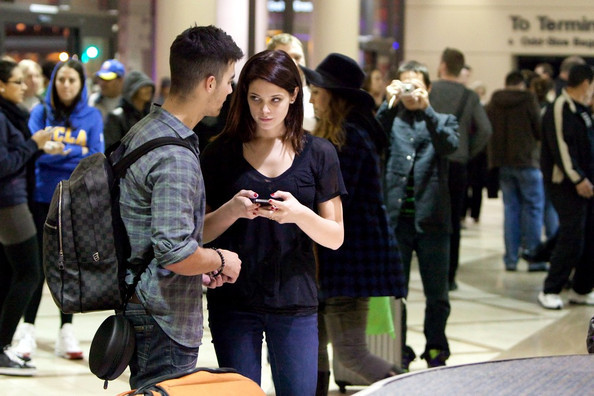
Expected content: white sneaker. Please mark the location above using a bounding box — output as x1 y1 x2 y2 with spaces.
538 291 563 310
568 290 594 305
55 324 83 360
0 347 36 376
13 323 36 360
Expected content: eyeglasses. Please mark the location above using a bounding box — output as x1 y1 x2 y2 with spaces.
6 80 24 85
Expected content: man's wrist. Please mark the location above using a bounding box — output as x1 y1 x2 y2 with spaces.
209 247 225 277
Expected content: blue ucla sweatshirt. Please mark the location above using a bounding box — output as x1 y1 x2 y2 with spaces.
28 63 104 203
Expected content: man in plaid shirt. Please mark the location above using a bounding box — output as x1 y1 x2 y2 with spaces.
119 25 243 389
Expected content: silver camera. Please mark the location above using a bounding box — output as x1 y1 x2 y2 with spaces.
401 83 415 96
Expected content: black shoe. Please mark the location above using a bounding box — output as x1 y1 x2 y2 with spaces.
401 345 416 372
421 349 450 368
449 281 458 291
0 347 36 376
528 262 549 272
522 235 557 263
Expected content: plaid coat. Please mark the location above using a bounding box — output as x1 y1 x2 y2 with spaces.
317 112 406 299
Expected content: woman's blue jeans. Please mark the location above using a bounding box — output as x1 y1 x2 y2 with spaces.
208 309 318 396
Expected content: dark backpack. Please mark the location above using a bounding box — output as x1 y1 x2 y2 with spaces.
42 137 193 313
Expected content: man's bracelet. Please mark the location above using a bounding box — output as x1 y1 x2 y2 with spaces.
210 247 225 277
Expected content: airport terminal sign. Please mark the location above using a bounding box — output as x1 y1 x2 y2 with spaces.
509 15 594 49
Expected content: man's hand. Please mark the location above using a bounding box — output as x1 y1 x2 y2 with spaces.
202 274 224 289
576 178 594 199
219 249 241 283
400 77 429 111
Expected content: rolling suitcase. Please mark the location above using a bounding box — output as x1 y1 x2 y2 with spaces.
333 297 402 394
117 367 266 396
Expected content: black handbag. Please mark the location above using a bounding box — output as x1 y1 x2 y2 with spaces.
89 313 135 389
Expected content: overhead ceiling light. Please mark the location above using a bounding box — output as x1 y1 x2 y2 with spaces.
30 4 59 14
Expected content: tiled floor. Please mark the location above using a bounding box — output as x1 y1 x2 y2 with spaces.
2 196 592 395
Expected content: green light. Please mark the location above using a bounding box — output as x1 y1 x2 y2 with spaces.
85 45 99 59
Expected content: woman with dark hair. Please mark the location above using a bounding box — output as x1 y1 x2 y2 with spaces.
201 49 345 395
14 58 103 362
0 60 53 375
302 53 407 394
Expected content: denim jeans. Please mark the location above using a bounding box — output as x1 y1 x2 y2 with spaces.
125 302 199 389
395 217 450 354
208 309 318 396
499 166 545 268
318 296 393 383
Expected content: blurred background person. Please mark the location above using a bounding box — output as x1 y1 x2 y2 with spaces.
538 64 594 310
486 71 546 273
18 59 43 113
0 59 54 376
554 55 586 96
303 53 406 395
267 33 316 131
362 68 387 113
154 76 170 105
534 62 556 102
14 59 103 362
103 70 154 150
40 60 56 97
88 58 125 121
429 47 492 291
458 64 472 86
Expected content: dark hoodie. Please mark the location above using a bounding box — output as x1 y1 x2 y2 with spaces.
103 70 154 150
486 89 541 169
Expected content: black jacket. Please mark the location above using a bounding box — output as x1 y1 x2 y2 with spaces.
541 90 594 187
103 70 154 150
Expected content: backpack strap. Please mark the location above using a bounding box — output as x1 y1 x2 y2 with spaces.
454 88 471 121
112 136 194 178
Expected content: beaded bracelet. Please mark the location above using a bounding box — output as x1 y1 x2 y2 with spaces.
210 247 225 277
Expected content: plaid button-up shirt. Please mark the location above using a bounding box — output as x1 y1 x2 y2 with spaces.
120 105 204 347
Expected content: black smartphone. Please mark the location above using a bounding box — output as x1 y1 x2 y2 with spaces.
252 198 272 206
251 197 282 207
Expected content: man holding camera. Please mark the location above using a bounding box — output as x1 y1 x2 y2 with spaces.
429 48 492 291
376 60 459 370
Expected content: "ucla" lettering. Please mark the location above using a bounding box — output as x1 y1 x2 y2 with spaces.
52 127 88 147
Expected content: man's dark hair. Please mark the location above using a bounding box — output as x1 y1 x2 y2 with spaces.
505 71 526 87
169 25 243 97
567 64 594 88
397 60 431 88
440 47 465 77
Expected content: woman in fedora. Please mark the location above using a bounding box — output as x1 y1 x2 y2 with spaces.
302 53 407 394
201 50 345 396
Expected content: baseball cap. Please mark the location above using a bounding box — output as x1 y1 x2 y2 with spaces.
96 59 125 81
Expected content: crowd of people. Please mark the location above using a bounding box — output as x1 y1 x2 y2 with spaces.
1 23 593 396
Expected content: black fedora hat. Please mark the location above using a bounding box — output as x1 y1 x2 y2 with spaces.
301 53 375 109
